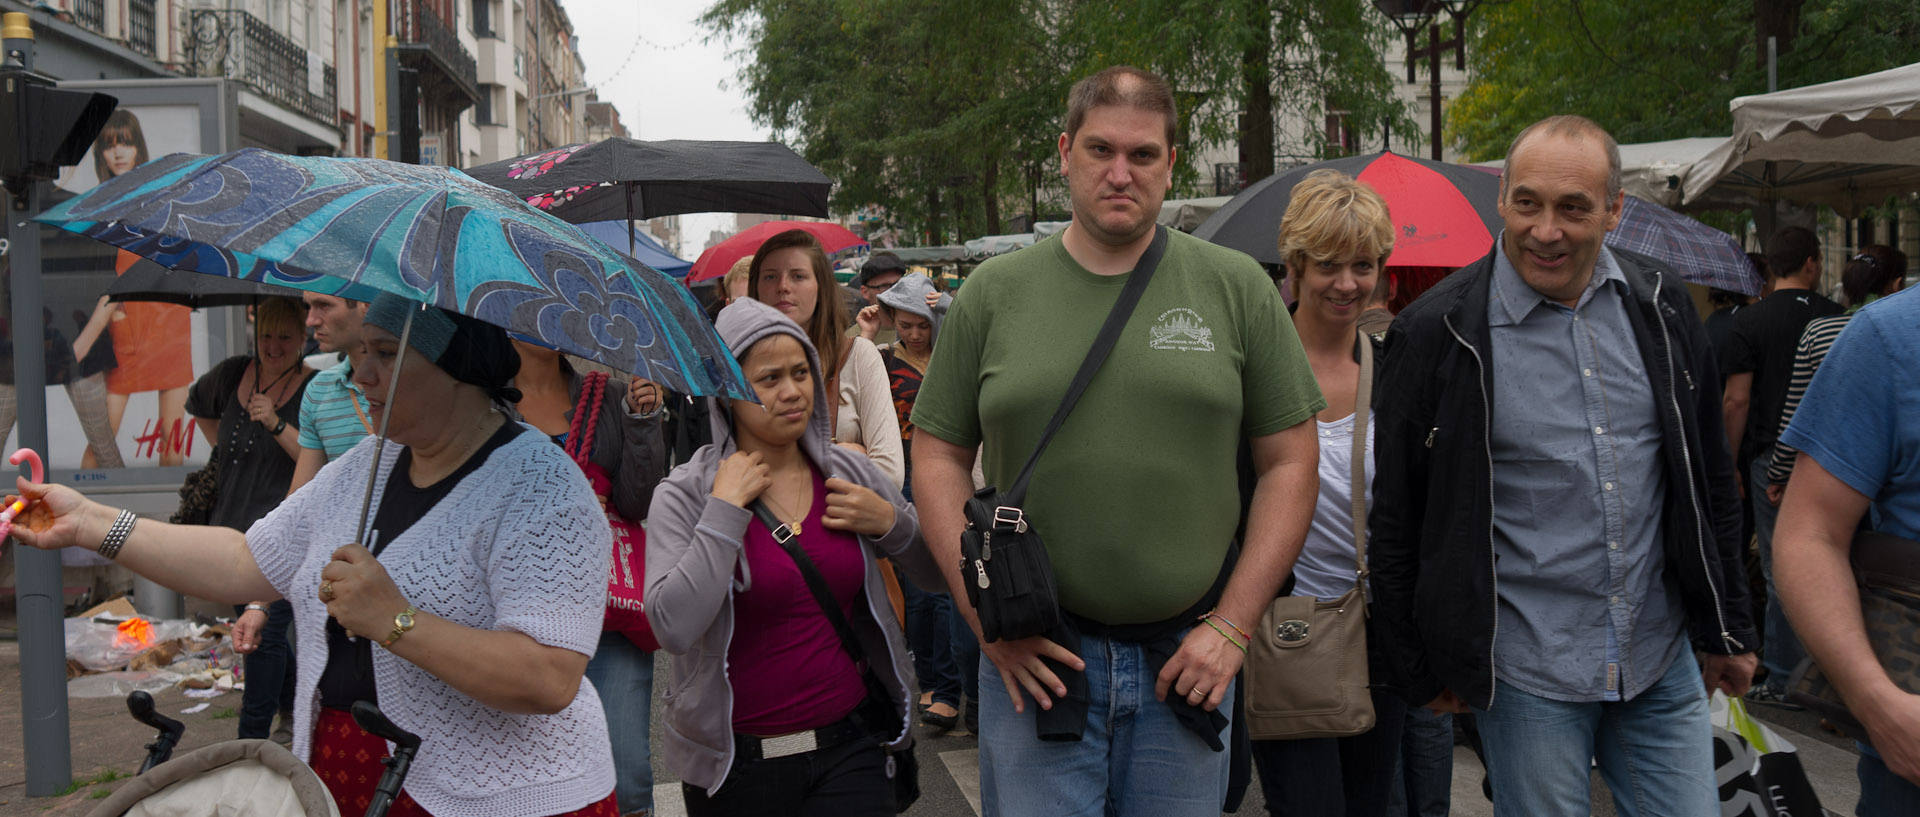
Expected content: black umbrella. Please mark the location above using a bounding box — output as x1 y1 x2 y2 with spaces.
465 139 833 241
105 257 307 308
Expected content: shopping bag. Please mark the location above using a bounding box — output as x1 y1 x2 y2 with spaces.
1710 691 1824 817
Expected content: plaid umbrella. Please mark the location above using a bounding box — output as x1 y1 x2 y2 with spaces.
1605 195 1761 296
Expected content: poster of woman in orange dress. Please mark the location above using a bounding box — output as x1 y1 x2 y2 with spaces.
93 111 194 466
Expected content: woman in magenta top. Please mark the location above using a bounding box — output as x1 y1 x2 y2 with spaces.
644 298 939 815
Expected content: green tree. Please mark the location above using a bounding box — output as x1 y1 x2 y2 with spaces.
703 1 1418 242
1449 0 1920 161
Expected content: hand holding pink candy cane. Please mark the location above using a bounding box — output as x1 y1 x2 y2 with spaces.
0 449 45 540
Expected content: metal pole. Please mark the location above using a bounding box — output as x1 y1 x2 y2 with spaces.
1767 36 1778 92
1428 21 1444 161
4 13 75 797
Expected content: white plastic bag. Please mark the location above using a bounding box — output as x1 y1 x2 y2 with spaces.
1710 691 1823 817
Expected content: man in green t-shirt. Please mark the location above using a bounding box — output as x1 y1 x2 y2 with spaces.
911 65 1323 816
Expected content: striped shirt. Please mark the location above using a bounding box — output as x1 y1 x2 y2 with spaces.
1765 312 1853 487
297 358 373 461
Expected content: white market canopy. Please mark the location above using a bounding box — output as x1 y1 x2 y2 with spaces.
1684 62 1920 216
1472 137 1734 209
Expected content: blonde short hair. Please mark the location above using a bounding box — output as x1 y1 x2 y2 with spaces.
723 256 755 296
1277 169 1395 280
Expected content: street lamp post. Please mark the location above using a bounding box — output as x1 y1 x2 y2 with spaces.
1372 0 1486 161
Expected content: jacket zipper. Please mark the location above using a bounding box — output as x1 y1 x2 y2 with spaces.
1444 313 1499 707
1650 272 1743 653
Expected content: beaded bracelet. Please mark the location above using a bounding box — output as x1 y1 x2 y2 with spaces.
1202 616 1249 654
97 509 137 561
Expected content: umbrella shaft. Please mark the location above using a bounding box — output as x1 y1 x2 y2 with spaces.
355 306 416 545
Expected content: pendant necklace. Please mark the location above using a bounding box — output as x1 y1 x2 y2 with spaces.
762 492 806 536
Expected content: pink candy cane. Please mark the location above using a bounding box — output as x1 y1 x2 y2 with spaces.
0 448 46 539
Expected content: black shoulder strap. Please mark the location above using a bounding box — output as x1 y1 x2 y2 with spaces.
749 500 868 665
1006 225 1169 505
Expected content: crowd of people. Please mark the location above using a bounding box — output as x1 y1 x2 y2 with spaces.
5 62 1919 817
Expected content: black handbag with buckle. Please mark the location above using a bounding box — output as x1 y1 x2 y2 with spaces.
750 500 920 813
959 226 1168 643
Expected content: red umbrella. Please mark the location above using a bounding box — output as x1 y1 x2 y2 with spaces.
688 221 869 283
1194 151 1501 269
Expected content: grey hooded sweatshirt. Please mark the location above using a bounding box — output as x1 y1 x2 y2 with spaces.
645 298 940 795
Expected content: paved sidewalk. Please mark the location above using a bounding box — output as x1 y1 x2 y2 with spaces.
0 629 1870 817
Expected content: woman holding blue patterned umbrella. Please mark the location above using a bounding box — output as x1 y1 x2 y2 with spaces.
8 294 621 817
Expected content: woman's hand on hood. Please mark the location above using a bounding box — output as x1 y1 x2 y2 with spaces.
820 477 896 537
711 451 772 509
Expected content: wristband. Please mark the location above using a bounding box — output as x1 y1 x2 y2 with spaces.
1202 617 1249 654
1202 610 1251 642
272 417 288 435
96 509 137 561
244 602 268 614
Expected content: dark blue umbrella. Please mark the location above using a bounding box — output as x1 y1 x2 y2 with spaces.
1605 195 1762 296
575 220 691 278
37 148 752 401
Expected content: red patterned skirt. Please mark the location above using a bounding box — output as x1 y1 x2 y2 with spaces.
310 708 618 817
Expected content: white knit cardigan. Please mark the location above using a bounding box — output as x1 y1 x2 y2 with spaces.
247 429 615 817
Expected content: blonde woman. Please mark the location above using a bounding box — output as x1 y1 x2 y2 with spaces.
1249 170 1407 817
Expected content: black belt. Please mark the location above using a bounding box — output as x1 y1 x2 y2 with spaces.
733 712 866 762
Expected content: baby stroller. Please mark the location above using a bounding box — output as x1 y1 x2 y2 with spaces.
88 692 421 817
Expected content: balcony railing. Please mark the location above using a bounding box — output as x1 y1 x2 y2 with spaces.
72 0 104 32
128 0 155 56
187 10 338 124
395 0 480 103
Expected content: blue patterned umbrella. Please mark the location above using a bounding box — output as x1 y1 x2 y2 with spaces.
37 148 753 400
1605 195 1762 297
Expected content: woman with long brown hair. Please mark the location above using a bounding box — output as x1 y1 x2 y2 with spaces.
748 229 903 488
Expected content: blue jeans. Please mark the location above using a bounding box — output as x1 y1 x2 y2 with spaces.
235 600 295 740
1474 649 1715 817
1858 743 1920 817
977 630 1233 817
1750 457 1806 689
586 631 654 816
1385 706 1453 817
897 564 962 709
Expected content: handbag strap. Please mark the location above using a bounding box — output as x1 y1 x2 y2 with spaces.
749 499 870 667
1349 336 1373 587
1006 225 1169 506
563 371 609 467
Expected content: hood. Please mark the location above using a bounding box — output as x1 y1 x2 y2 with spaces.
708 298 835 464
876 273 951 345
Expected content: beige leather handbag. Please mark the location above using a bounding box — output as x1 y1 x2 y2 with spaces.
1243 337 1376 741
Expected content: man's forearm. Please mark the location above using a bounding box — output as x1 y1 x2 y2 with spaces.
910 436 986 640
1775 458 1899 706
1217 426 1320 630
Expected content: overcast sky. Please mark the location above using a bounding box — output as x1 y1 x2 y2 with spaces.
565 0 770 254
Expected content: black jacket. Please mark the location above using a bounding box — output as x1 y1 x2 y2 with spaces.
1367 247 1757 710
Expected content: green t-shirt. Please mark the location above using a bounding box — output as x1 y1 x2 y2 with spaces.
912 231 1323 623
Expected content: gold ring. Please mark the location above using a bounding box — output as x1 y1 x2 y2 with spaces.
319 581 334 601
1189 687 1208 697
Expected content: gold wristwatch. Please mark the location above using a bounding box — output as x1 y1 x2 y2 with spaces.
379 606 418 649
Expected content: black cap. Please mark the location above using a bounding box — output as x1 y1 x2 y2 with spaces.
851 252 908 288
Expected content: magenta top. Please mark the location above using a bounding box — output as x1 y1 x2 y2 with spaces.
727 467 869 735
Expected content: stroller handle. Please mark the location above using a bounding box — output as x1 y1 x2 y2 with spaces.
126 691 184 774
350 700 421 751
352 700 422 817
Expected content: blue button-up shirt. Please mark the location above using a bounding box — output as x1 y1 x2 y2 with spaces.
1486 243 1688 703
